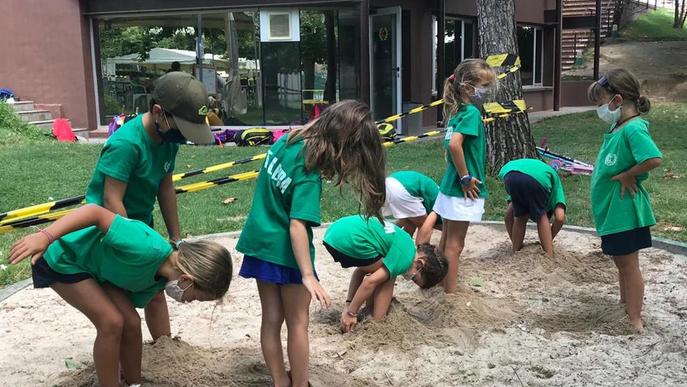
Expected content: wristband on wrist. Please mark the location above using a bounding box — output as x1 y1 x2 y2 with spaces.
38 229 55 244
460 174 473 187
346 307 357 317
345 300 352 304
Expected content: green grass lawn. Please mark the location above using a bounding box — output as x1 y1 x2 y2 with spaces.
621 8 687 41
1 102 686 287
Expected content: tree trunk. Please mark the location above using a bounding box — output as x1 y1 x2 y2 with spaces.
675 0 682 28
475 0 537 170
681 0 687 28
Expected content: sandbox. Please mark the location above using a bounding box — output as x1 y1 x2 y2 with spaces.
1 225 686 386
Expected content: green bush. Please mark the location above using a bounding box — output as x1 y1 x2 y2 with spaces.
0 102 51 146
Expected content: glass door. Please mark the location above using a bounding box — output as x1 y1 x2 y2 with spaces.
370 7 401 129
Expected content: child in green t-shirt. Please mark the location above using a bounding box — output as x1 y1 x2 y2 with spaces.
433 59 496 294
235 100 386 387
382 170 443 239
498 158 567 256
85 72 215 341
323 215 448 332
587 69 662 332
8 204 232 387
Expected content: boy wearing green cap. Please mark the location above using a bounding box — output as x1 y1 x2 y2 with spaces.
84 71 214 339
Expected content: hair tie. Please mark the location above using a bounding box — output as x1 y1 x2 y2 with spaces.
448 74 456 82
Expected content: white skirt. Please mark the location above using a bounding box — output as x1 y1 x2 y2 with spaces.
432 192 485 222
381 177 427 219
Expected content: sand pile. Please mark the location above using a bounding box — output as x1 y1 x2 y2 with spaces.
2 225 687 386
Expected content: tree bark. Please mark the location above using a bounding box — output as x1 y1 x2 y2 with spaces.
475 0 537 170
675 0 682 28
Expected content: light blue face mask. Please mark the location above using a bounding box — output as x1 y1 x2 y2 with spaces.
165 279 192 302
596 96 622 125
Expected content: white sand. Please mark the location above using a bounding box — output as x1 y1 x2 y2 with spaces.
2 225 687 386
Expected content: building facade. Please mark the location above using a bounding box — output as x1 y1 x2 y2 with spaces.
0 0 596 133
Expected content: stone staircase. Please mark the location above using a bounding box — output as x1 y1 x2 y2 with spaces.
8 100 88 138
562 0 617 71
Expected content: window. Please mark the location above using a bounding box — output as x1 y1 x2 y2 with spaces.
260 10 300 42
433 17 476 94
517 25 544 86
95 8 358 127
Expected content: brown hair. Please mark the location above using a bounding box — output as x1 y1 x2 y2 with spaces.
177 240 233 299
443 59 496 122
587 69 651 114
416 244 448 289
288 100 386 219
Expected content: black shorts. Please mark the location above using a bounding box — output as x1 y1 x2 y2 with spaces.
601 227 652 256
31 258 92 288
323 242 381 268
504 171 551 222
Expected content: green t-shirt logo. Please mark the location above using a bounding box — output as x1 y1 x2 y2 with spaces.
164 161 172 173
264 149 293 194
604 153 618 166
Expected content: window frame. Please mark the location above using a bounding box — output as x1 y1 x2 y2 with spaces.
517 24 545 88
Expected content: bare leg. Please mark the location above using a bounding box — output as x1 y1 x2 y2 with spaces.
504 204 515 241
370 278 396 320
102 284 143 385
257 281 290 387
281 284 312 387
612 258 626 303
442 220 469 294
52 280 125 387
536 213 554 256
511 216 528 253
613 252 644 331
144 292 171 340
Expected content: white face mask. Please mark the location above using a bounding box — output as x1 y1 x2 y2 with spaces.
165 279 192 302
596 96 622 125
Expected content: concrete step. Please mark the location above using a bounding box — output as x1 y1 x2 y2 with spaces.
28 119 59 130
18 110 53 122
8 101 35 112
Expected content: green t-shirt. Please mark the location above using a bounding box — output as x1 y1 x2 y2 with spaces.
591 118 662 236
498 158 566 212
43 215 172 308
439 104 488 198
323 215 415 277
389 171 440 214
85 115 179 226
236 135 322 269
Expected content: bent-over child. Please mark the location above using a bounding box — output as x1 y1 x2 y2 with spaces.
323 215 448 332
8 204 232 387
498 158 566 255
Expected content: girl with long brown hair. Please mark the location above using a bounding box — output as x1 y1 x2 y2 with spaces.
235 100 386 387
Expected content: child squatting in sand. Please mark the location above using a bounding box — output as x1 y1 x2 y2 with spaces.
323 215 448 332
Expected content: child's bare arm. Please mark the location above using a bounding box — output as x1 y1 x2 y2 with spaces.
290 219 331 309
342 268 389 332
346 268 366 305
612 157 662 198
9 204 116 265
551 205 566 239
416 212 439 245
448 133 480 199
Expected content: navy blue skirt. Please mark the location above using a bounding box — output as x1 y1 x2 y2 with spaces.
504 171 551 222
31 258 92 288
323 242 381 268
239 255 318 285
601 227 652 256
